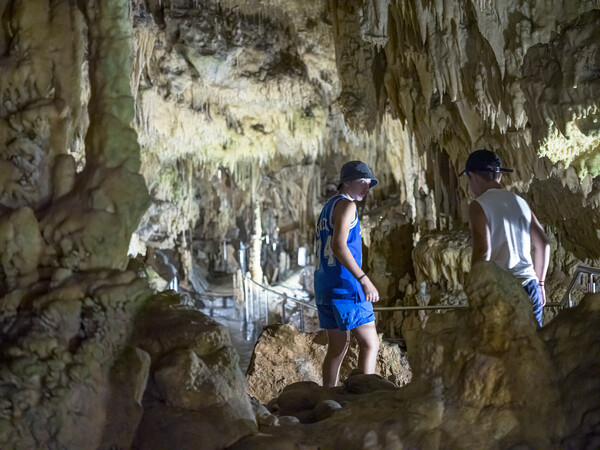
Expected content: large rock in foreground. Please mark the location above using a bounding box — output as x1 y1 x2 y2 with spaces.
540 291 600 449
246 323 412 404
0 270 152 449
232 262 599 448
132 293 256 449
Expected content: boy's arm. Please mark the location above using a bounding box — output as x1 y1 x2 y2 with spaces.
469 200 491 266
530 212 550 305
332 200 379 302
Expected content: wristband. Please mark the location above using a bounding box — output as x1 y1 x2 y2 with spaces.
538 281 544 286
357 273 367 282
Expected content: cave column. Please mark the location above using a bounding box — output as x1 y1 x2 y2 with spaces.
249 195 263 283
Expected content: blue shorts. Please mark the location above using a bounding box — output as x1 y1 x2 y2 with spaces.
317 300 375 331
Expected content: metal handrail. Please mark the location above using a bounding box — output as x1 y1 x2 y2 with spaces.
240 264 600 335
241 274 317 333
245 266 600 313
559 265 600 308
373 305 468 311
240 274 473 335
243 275 472 312
243 275 317 311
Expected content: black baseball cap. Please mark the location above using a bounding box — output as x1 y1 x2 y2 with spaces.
338 161 379 188
459 149 513 176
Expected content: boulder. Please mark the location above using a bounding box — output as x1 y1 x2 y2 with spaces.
246 323 412 404
231 262 590 448
100 346 151 448
132 293 256 448
134 399 255 450
540 292 600 448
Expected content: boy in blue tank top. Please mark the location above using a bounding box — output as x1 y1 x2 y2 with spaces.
314 161 380 387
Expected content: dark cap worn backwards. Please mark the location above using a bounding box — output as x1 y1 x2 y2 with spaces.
338 161 379 188
459 149 514 176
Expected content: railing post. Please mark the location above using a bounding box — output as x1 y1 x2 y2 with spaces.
281 294 287 323
265 292 269 325
571 273 582 307
259 287 263 324
243 275 249 339
255 284 259 320
299 306 304 332
249 281 254 319
589 274 596 294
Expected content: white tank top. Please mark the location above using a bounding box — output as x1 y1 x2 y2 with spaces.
475 189 537 284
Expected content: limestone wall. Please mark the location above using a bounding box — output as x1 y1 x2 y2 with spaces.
0 1 152 447
379 0 600 257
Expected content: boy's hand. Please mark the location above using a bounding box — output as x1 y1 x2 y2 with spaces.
360 276 379 302
540 285 546 306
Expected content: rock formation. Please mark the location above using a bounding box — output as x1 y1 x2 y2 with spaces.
1 0 600 448
0 1 151 448
246 323 411 404
234 263 598 449
132 293 256 449
540 291 600 448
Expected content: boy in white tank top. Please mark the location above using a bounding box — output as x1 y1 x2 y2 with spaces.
461 149 550 326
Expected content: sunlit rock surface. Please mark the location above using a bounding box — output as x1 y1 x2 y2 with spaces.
246 323 411 404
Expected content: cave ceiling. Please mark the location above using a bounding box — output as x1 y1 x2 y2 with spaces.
128 0 600 267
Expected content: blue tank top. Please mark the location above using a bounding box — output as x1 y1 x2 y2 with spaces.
314 194 365 305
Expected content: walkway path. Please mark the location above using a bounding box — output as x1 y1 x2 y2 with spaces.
194 276 262 374
199 298 261 373
194 272 317 373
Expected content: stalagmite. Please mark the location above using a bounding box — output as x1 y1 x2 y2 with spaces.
0 1 151 447
249 193 264 283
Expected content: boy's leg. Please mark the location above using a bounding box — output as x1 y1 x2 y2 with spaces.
322 329 350 387
351 321 379 374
